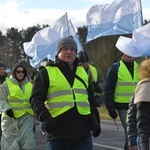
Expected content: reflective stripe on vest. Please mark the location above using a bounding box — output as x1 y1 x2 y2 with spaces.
114 61 140 103
47 89 87 99
4 79 34 118
46 66 91 118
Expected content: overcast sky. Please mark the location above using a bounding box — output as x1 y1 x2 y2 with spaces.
0 0 149 32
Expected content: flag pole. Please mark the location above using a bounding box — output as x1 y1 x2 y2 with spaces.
139 0 144 25
69 20 83 52
140 0 146 60
65 12 70 35
69 20 75 34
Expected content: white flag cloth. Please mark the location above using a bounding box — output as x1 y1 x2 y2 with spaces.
23 13 68 68
23 14 83 68
24 14 68 58
116 23 150 57
86 0 142 43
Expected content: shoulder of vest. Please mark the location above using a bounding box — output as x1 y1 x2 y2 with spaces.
134 61 139 65
26 81 32 85
90 65 97 71
89 64 95 68
114 61 120 71
46 61 58 67
46 63 58 68
77 65 82 67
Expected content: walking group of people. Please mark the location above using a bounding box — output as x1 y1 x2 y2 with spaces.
0 36 103 150
0 36 149 150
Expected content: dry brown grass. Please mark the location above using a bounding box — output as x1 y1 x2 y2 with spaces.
97 104 120 121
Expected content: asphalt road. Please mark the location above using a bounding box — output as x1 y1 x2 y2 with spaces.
35 120 125 150
93 120 124 150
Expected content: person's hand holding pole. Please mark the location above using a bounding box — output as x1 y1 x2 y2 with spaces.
0 88 19 132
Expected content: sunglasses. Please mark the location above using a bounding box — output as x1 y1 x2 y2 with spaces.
16 70 24 74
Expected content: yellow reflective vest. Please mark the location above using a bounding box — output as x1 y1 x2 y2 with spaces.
5 79 34 118
89 65 98 83
114 61 140 103
46 66 91 118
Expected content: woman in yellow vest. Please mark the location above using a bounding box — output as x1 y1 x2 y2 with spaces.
0 63 36 150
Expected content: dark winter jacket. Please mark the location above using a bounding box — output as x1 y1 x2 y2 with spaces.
134 78 150 150
127 96 138 147
136 102 150 150
30 58 100 140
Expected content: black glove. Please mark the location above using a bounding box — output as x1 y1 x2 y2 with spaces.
6 109 15 119
90 107 101 137
92 124 101 137
43 117 60 134
94 95 101 107
108 109 118 119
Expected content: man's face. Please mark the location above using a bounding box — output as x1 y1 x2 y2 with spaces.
121 54 134 62
0 67 6 76
58 47 76 66
80 62 89 70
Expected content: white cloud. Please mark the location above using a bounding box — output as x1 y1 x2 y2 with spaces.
0 0 149 33
0 0 88 32
143 8 150 21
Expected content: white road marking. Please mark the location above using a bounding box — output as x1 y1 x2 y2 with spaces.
93 143 124 150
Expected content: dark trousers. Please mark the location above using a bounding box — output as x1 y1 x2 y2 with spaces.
117 109 128 150
46 136 93 150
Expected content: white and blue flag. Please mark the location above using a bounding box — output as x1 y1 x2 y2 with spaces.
86 0 142 43
116 23 150 57
23 13 83 68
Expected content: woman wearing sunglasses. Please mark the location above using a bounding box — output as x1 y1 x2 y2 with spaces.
0 63 36 150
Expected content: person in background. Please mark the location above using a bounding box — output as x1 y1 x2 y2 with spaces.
5 67 12 78
134 59 150 150
0 63 36 150
78 51 105 107
30 66 45 83
0 61 7 85
78 51 102 142
104 53 140 150
30 36 100 150
0 61 7 147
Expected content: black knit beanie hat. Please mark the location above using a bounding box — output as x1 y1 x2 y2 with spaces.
0 61 6 68
56 36 77 55
78 51 89 62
